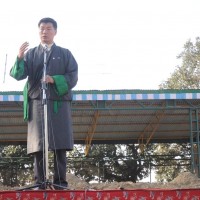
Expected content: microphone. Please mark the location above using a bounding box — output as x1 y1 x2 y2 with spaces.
43 44 49 52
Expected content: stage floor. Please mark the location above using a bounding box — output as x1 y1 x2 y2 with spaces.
1 188 200 199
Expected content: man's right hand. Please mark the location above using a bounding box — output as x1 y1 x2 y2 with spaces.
18 42 29 60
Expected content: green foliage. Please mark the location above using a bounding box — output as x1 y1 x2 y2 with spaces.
0 145 33 187
159 37 200 89
152 143 191 182
69 144 149 183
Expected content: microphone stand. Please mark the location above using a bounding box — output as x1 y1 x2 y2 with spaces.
41 45 52 189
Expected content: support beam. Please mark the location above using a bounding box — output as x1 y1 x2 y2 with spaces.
138 109 165 153
85 111 99 156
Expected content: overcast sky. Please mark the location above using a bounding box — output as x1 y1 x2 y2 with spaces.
1 0 200 91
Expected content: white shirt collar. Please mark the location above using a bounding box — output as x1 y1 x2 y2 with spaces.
41 43 54 51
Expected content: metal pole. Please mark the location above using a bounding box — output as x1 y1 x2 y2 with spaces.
42 45 49 181
3 54 7 83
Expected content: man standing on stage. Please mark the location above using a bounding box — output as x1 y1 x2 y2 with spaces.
10 17 78 189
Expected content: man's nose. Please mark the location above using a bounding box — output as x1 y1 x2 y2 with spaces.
42 29 47 33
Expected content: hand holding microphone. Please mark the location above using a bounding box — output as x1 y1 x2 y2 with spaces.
44 75 54 84
41 75 54 84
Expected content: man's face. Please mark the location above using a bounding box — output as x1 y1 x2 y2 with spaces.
39 22 57 44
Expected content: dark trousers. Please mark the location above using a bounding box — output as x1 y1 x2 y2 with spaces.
33 149 67 185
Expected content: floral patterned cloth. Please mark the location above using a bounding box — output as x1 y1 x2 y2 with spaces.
0 188 200 200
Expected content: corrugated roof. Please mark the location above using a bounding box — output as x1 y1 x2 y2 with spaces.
0 89 200 154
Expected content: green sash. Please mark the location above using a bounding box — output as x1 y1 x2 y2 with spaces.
23 82 29 121
52 75 69 113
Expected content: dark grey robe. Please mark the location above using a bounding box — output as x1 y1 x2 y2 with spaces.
11 44 78 154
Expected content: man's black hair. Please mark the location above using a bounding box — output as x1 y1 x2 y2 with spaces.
38 17 57 29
